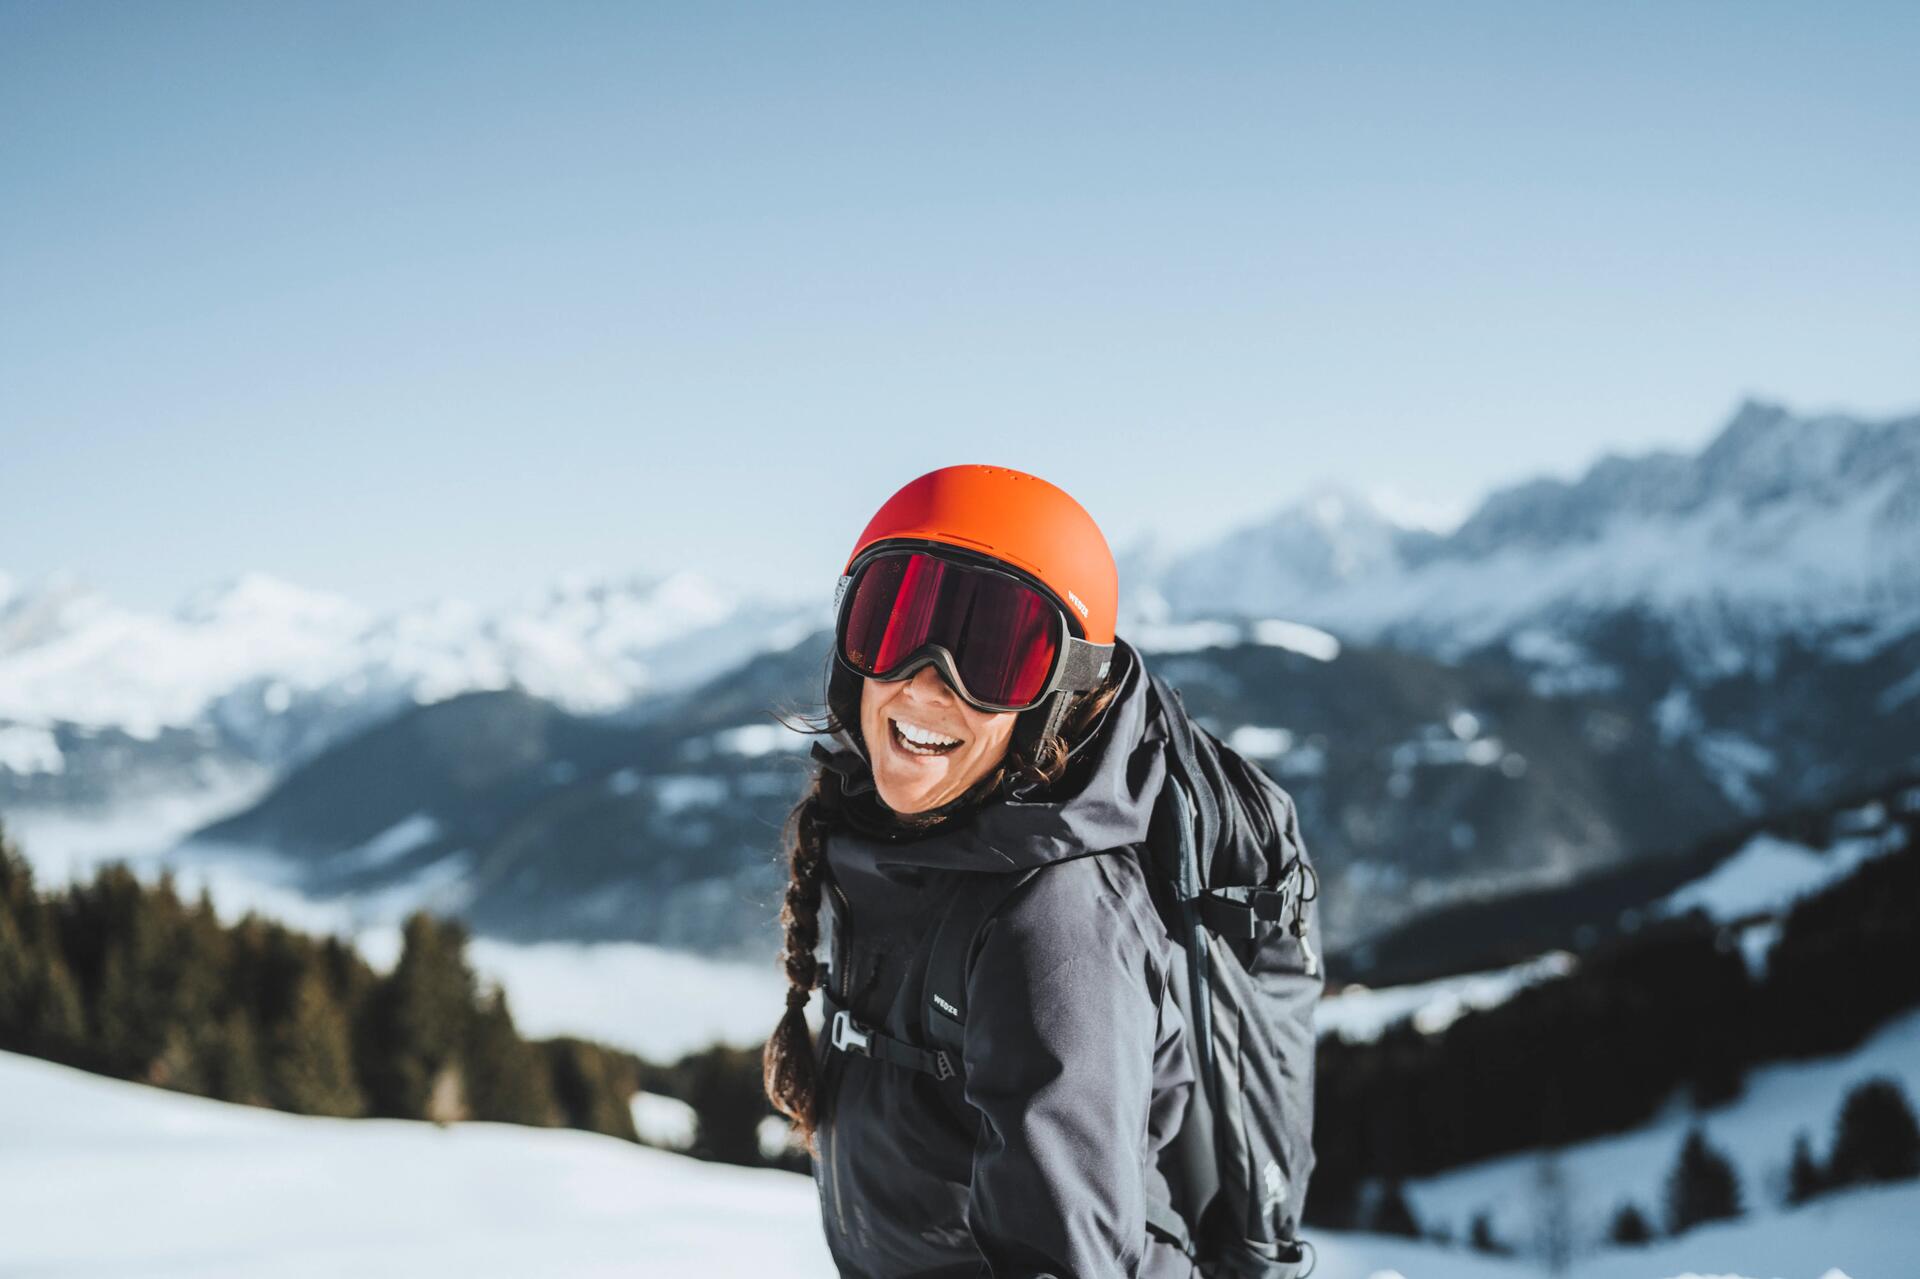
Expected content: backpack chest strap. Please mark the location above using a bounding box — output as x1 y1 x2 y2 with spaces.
821 988 958 1081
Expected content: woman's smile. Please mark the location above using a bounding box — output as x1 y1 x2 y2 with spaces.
888 714 965 757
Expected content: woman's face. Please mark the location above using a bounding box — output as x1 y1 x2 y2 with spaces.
860 666 1018 814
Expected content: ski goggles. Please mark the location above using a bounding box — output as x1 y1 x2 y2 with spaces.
833 541 1115 714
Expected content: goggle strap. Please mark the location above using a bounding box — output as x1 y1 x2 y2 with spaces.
1037 690 1071 742
1029 640 1112 740
1056 638 1115 693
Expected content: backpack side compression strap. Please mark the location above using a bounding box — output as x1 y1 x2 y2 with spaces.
1144 673 1220 1092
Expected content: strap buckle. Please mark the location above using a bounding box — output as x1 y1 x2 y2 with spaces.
830 1008 872 1056
1252 881 1297 925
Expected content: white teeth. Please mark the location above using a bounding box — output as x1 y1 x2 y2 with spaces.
894 717 962 749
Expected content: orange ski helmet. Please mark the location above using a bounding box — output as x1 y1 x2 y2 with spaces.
833 464 1120 749
844 464 1117 643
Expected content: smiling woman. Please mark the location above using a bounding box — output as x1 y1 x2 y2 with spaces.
758 465 1250 1277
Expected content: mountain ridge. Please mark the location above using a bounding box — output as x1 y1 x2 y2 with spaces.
1144 397 1920 666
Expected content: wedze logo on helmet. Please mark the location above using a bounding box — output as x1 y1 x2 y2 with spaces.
832 464 1118 743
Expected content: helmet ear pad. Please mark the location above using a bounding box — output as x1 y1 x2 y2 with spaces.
826 657 867 761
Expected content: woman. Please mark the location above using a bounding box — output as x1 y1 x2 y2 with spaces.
764 463 1201 1278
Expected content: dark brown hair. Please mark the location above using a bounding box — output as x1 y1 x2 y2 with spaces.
761 653 1127 1152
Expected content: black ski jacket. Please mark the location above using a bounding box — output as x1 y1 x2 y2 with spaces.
808 636 1201 1279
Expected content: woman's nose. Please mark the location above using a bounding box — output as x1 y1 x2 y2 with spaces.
908 664 959 702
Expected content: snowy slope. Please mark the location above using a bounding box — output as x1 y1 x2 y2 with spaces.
1538 1182 1912 1279
0 1049 1879 1279
1652 825 1908 926
1405 1006 1920 1270
0 1048 838 1279
1318 951 1578 1043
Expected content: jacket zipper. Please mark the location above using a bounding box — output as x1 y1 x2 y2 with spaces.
827 877 852 1002
825 1101 849 1237
823 877 853 1237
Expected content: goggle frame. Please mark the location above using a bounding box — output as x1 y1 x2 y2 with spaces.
832 539 1114 716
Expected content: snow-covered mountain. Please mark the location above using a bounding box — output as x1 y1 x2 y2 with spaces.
159 608 1816 957
0 567 824 811
6 395 1917 951
1118 485 1439 628
8 395 1912 803
1136 398 1920 670
1122 399 1920 839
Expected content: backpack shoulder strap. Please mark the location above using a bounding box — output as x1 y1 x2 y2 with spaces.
1147 670 1219 887
921 866 1046 1058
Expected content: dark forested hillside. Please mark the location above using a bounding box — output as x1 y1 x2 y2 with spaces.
1307 781 1920 1227
0 820 642 1139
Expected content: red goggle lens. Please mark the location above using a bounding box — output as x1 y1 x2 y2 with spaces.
840 551 1062 709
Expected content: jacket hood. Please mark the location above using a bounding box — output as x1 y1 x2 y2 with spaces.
810 635 1169 872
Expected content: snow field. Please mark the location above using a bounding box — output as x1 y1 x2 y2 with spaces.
0 1050 837 1279
0 1047 1894 1279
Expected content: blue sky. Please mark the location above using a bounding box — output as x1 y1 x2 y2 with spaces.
4 2 1915 613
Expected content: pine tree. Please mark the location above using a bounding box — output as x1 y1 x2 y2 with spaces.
545 1038 640 1142
681 1043 771 1165
205 1008 269 1106
269 968 366 1117
1367 1178 1421 1238
1467 1210 1508 1254
1666 1126 1742 1234
464 986 557 1126
92 945 152 1077
359 913 478 1118
1786 1130 1823 1205
0 844 99 1068
146 1021 207 1094
166 889 231 1061
1532 1151 1574 1275
24 946 87 1065
0 887 36 1047
1608 1201 1653 1245
1827 1077 1920 1188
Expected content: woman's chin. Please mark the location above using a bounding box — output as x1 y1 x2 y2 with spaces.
875 774 943 814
